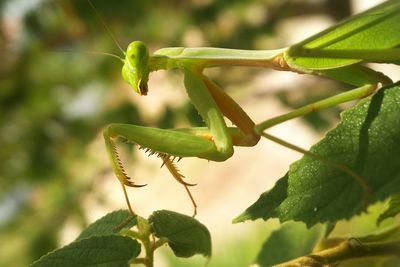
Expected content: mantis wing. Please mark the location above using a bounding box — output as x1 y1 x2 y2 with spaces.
286 0 400 70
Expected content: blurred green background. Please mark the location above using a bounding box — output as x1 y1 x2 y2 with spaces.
1 0 394 266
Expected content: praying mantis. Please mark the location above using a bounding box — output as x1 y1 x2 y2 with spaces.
98 0 399 216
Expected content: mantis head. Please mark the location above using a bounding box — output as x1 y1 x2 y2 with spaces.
122 41 150 95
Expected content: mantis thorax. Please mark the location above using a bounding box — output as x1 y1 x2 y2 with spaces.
122 41 150 95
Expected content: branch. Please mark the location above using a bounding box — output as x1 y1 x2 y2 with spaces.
274 239 400 267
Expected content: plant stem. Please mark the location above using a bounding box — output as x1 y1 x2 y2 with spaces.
274 239 400 267
122 216 156 267
131 257 151 266
137 217 154 267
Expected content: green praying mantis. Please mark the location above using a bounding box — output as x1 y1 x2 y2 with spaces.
95 0 400 216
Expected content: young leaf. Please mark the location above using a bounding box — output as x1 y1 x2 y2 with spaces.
30 235 140 267
76 210 137 241
377 194 400 225
256 222 325 266
148 210 211 258
235 82 400 226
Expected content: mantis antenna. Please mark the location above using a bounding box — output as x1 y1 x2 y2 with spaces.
52 49 124 61
51 1 127 62
87 0 125 55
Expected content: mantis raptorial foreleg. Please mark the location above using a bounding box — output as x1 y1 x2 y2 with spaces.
104 123 220 216
104 68 261 215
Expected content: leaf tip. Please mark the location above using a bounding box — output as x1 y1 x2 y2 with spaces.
232 212 250 224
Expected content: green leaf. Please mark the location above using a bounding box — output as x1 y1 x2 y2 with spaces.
256 222 325 266
378 194 400 224
235 82 400 226
233 176 288 224
148 210 211 258
30 235 140 267
76 210 136 241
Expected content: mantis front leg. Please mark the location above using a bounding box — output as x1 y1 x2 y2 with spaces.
104 125 219 216
103 68 257 215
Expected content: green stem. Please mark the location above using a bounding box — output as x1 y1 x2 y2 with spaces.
120 229 142 239
141 235 154 267
121 216 156 267
274 239 400 267
137 217 154 267
131 257 151 266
